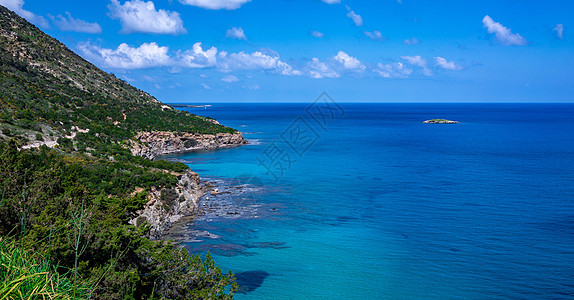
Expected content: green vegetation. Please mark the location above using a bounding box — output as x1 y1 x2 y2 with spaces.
0 237 92 299
0 140 236 299
0 5 238 299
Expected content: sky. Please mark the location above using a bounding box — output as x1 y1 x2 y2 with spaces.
1 0 573 103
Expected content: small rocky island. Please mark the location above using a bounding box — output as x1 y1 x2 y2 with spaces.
423 119 460 124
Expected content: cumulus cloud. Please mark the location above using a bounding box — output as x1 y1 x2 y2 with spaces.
221 75 239 82
78 42 171 69
77 40 304 77
225 27 247 40
554 24 564 39
334 51 365 71
320 0 340 3
179 42 217 68
364 30 385 41
346 6 363 26
434 57 462 71
179 0 250 10
311 30 324 38
218 50 302 76
108 0 186 35
49 12 101 34
403 37 419 45
307 58 340 79
0 0 49 27
400 55 432 76
373 62 412 78
482 15 527 46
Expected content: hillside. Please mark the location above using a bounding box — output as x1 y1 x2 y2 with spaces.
0 4 239 151
0 5 238 299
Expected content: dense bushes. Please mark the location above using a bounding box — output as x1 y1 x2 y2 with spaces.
0 141 236 299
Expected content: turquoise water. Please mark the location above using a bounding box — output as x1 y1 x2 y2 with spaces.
167 103 574 299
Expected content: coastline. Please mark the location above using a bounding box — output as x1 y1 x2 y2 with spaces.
130 131 247 160
128 129 248 239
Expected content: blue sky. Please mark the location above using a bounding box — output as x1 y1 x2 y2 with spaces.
1 0 573 102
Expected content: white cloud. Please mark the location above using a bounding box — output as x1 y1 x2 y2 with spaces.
434 57 462 71
179 0 250 10
78 42 171 69
108 0 186 35
218 50 302 76
364 30 385 41
482 15 527 46
346 6 363 27
247 84 260 90
179 42 217 68
320 0 340 3
49 12 101 34
311 30 325 38
0 0 49 27
400 55 432 76
77 40 303 77
400 55 425 67
373 62 412 78
403 37 419 45
201 83 211 89
225 27 247 40
307 58 340 79
334 51 365 71
221 75 239 82
554 24 564 39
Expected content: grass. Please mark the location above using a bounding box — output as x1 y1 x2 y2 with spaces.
0 237 92 299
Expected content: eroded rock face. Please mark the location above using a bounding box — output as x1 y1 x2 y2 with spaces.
129 131 247 160
127 131 247 238
129 170 207 239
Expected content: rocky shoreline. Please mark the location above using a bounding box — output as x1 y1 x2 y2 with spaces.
130 131 247 160
128 130 248 239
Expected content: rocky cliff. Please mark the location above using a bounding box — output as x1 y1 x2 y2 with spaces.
130 131 248 160
128 130 247 238
129 169 207 239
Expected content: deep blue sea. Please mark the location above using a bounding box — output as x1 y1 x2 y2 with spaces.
165 103 574 299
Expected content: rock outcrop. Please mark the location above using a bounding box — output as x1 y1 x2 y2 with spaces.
129 169 208 239
130 131 247 160
423 119 460 124
127 130 247 238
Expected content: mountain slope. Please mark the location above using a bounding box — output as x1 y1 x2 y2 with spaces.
0 4 240 151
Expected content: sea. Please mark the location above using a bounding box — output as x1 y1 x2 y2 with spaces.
163 102 574 299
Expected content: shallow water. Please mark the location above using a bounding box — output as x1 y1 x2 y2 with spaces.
165 103 574 299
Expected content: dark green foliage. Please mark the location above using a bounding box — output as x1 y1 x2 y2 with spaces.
0 140 236 299
161 188 179 213
184 139 198 148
